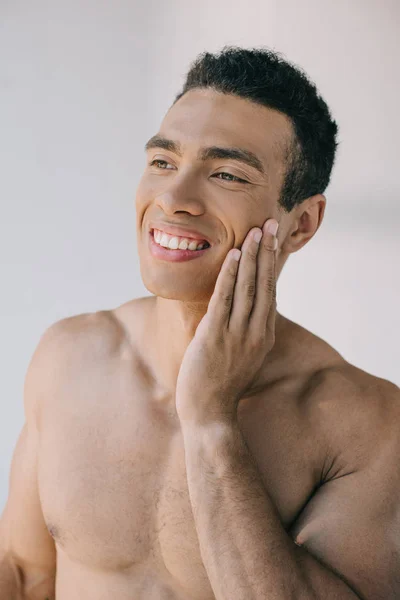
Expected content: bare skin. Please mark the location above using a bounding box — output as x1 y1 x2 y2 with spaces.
1 88 399 599
1 301 398 599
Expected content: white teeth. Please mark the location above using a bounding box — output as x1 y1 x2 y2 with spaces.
153 228 208 251
167 237 180 250
159 233 169 247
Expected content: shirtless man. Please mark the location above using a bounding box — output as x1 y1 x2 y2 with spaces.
1 46 399 600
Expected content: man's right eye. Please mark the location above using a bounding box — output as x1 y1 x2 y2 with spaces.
148 159 172 169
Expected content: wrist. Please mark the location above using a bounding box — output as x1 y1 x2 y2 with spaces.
177 395 239 431
181 418 243 462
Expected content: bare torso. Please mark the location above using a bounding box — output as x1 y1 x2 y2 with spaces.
37 297 372 599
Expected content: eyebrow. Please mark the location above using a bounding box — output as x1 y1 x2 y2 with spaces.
144 135 267 177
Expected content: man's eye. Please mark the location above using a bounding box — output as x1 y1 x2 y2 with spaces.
214 172 248 183
148 160 248 184
149 159 172 169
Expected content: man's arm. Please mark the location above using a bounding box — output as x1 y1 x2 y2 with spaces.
0 324 60 600
181 373 400 600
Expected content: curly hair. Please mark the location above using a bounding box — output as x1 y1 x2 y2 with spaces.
172 45 340 213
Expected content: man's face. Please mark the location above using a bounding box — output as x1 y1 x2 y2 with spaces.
135 88 293 302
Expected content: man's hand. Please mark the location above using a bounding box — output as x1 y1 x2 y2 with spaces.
175 218 279 425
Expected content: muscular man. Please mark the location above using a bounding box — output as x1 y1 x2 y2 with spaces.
1 46 399 600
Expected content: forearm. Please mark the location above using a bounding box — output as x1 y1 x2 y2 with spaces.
182 421 360 600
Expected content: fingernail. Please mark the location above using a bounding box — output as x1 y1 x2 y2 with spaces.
266 220 279 236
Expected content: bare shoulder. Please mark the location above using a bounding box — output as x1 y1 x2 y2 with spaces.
33 309 129 363
27 296 150 391
303 360 400 476
282 316 400 433
24 309 132 416
305 361 400 427
279 315 400 470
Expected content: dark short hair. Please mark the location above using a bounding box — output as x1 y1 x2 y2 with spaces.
172 45 339 213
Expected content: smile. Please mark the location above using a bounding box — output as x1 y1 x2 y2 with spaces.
149 230 211 263
152 228 210 251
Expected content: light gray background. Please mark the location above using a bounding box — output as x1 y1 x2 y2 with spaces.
1 0 399 510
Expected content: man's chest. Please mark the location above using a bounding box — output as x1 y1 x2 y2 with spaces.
37 374 319 593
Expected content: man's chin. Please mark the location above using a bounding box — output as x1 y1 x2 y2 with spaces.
142 279 213 304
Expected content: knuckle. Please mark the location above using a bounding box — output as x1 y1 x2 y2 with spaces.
263 243 275 254
249 320 266 343
222 292 233 307
263 275 275 295
248 335 264 354
228 262 237 274
243 281 256 298
247 246 259 260
249 333 262 347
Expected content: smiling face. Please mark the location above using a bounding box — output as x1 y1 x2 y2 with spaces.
135 88 294 302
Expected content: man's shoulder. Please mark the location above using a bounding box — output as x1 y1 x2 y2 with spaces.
28 296 151 389
303 361 400 472
282 316 399 428
37 309 128 360
306 361 399 418
23 304 143 423
26 308 133 392
280 315 400 478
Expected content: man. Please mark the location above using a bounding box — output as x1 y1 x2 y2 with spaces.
0 45 399 600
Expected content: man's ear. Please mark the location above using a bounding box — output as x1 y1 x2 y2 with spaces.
281 194 326 254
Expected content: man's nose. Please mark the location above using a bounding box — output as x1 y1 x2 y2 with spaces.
154 175 205 215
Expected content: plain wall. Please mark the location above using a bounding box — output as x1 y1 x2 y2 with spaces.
1 0 399 509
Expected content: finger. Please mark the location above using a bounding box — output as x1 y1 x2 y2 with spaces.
228 228 262 331
265 275 277 342
249 221 278 334
206 248 241 330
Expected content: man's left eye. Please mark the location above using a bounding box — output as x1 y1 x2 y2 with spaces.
213 172 249 184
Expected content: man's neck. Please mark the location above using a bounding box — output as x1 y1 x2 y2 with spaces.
148 295 289 398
